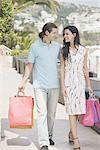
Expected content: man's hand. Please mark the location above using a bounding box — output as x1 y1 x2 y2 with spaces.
18 82 25 93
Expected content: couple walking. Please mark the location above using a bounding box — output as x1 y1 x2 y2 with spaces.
18 22 93 150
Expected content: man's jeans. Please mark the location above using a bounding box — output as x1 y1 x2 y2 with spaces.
34 88 59 148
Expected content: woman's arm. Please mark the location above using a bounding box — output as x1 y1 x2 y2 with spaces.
83 48 93 95
60 53 67 97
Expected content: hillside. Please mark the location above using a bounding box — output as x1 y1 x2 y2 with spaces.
14 3 100 45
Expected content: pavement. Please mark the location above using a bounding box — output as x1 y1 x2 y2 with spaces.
0 56 100 150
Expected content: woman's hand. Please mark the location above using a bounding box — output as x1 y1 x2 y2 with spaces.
61 86 67 97
88 86 93 97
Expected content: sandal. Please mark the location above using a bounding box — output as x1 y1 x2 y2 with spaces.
68 131 74 144
73 137 80 150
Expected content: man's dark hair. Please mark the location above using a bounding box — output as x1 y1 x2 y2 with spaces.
39 22 57 39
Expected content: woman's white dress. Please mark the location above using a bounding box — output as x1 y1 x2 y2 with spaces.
64 45 86 115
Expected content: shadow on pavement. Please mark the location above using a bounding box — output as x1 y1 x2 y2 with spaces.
1 118 68 148
1 118 39 148
1 118 99 150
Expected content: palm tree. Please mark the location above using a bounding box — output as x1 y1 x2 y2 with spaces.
13 0 59 13
12 0 59 50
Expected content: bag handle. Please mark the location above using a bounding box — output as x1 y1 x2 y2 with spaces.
88 93 98 102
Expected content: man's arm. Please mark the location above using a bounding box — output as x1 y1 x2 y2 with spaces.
18 62 33 92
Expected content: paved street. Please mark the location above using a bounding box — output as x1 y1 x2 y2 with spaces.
0 56 100 150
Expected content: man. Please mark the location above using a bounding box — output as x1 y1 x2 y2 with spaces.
18 22 61 150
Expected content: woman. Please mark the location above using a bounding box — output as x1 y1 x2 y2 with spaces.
60 25 93 150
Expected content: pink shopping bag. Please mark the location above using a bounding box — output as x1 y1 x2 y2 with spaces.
80 99 95 127
95 102 100 121
94 104 99 123
8 93 34 128
94 101 100 127
94 100 100 124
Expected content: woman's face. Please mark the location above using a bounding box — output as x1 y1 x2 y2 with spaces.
63 29 75 43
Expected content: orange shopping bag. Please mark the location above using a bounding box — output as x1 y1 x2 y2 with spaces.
8 92 34 128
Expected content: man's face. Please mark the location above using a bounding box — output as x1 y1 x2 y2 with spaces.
46 28 58 41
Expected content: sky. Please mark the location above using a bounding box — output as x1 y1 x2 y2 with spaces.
56 0 100 7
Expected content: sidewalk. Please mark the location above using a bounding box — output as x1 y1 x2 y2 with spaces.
0 56 100 150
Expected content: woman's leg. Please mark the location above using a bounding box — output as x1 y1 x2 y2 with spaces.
69 115 77 138
69 115 80 149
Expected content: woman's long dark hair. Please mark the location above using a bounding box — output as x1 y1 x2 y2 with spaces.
62 25 80 60
39 22 57 40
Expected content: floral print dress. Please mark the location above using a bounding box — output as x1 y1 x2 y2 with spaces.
64 45 86 115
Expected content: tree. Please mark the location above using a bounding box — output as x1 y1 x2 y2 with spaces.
12 0 59 50
0 0 59 49
0 0 16 48
13 0 59 13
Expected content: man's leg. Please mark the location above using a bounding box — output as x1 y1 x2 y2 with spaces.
47 88 59 140
34 88 49 148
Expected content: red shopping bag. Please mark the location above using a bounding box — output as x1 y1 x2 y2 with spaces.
8 92 34 128
80 99 95 127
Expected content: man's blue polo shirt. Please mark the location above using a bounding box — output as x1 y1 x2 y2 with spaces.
28 39 61 89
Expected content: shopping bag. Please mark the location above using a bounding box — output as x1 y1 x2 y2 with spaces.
95 102 100 121
95 101 100 127
94 103 99 123
94 100 100 123
80 99 95 127
8 92 34 128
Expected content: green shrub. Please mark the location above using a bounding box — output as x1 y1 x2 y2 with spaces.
0 0 15 48
10 49 29 56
